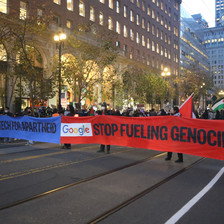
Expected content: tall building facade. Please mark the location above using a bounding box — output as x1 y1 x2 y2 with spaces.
216 0 224 27
180 8 210 107
180 9 209 73
0 0 182 110
202 27 224 90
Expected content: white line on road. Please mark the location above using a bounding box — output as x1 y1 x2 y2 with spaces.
165 167 224 224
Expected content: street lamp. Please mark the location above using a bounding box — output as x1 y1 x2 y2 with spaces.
54 32 67 109
161 67 171 108
161 67 171 78
219 90 224 95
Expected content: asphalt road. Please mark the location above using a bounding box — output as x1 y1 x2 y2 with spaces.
0 142 223 224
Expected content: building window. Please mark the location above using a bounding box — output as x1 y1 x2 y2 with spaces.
136 32 140 44
67 0 73 11
53 0 61 4
157 43 159 54
123 45 127 56
79 1 85 17
161 46 163 56
168 36 171 44
116 21 120 34
137 0 140 7
136 14 140 25
90 7 95 21
20 1 27 20
123 25 128 37
161 1 163 10
0 0 7 14
124 5 127 17
161 16 164 26
142 1 145 11
108 17 113 30
165 48 167 57
147 55 150 65
109 0 113 9
142 35 145 46
147 22 150 32
130 29 134 41
53 15 60 26
152 41 155 51
160 30 163 40
130 47 134 59
156 28 159 38
130 10 134 22
152 24 155 35
157 12 160 22
67 20 71 28
142 18 145 29
116 1 120 13
152 9 155 19
99 12 103 25
147 38 150 49
147 6 151 16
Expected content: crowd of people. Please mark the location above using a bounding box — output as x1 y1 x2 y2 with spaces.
1 104 224 156
0 105 223 120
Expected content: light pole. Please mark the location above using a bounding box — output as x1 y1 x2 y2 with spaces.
161 67 171 108
54 32 66 109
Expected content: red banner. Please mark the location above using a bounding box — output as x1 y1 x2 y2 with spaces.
61 116 224 161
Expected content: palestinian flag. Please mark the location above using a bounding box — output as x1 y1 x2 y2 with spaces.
212 98 224 111
179 93 195 118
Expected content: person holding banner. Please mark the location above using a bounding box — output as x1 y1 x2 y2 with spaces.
165 106 183 163
62 105 75 149
97 102 111 154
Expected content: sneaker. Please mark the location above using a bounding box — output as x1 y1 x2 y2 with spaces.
107 151 110 154
165 157 171 161
97 150 105 152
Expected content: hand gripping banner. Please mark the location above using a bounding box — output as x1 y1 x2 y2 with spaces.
61 115 224 161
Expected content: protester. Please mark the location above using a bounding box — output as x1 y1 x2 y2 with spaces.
165 106 183 163
3 107 13 143
62 105 75 149
97 102 111 154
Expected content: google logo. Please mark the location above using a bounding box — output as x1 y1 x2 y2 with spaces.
61 123 93 137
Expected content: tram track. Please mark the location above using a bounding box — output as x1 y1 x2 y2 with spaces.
87 157 205 224
0 152 166 211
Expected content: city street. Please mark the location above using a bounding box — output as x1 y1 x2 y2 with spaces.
0 142 224 224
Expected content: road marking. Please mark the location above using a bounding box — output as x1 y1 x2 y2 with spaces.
0 146 94 164
165 167 224 224
0 149 134 181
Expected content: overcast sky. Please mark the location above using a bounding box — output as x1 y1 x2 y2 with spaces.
181 0 215 27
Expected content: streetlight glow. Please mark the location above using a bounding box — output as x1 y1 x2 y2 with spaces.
59 33 67 40
161 67 170 77
54 35 60 42
219 90 224 95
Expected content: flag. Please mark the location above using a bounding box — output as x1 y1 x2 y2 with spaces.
179 93 195 118
90 106 94 116
212 98 224 112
